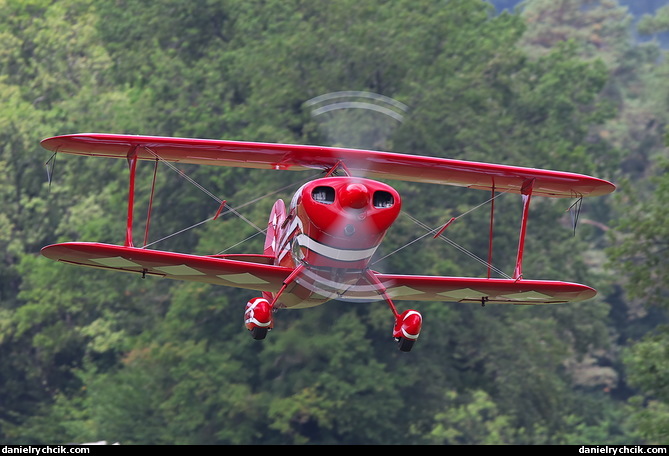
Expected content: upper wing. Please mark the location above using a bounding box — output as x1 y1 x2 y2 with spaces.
41 242 292 292
41 133 615 198
345 273 597 304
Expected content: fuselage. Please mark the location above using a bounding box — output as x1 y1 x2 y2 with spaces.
266 176 401 308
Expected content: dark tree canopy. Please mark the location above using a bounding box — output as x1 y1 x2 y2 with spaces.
1 0 668 444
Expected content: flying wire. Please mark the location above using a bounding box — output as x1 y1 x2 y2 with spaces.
144 146 264 233
45 151 58 191
139 144 513 277
140 148 319 249
216 230 266 254
372 190 513 279
407 212 512 279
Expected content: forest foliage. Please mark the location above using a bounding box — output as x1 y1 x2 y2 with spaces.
1 0 669 445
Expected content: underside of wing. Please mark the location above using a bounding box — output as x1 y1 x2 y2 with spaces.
41 133 615 198
344 273 597 304
41 242 292 292
41 244 597 305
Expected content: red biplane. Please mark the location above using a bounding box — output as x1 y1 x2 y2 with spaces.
40 134 615 351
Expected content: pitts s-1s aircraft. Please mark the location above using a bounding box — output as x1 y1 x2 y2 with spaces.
40 134 615 352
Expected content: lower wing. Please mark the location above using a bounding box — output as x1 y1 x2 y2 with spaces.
41 242 292 292
41 243 596 305
349 273 597 305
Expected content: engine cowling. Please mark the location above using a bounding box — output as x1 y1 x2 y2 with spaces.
291 177 401 269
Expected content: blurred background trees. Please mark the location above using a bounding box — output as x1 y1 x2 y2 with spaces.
1 0 669 444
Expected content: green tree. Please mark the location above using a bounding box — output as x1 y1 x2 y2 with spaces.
0 0 639 444
637 3 669 37
609 159 669 444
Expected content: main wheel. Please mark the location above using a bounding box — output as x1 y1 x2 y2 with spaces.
392 309 422 352
245 297 273 338
397 337 415 352
250 327 269 340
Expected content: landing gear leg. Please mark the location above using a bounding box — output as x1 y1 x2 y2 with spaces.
364 270 423 352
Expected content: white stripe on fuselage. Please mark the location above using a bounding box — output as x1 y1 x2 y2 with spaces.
295 233 378 262
276 214 303 263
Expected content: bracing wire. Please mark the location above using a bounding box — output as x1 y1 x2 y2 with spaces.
143 218 212 249
370 222 439 265
216 230 266 254
140 146 320 250
372 190 513 279
138 145 514 277
45 151 58 191
144 147 264 233
407 212 512 279
567 196 583 236
142 177 314 250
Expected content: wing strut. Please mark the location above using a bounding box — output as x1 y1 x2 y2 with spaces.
143 158 159 247
125 146 139 247
487 184 495 279
269 263 305 308
364 269 400 317
324 160 352 177
513 179 534 280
